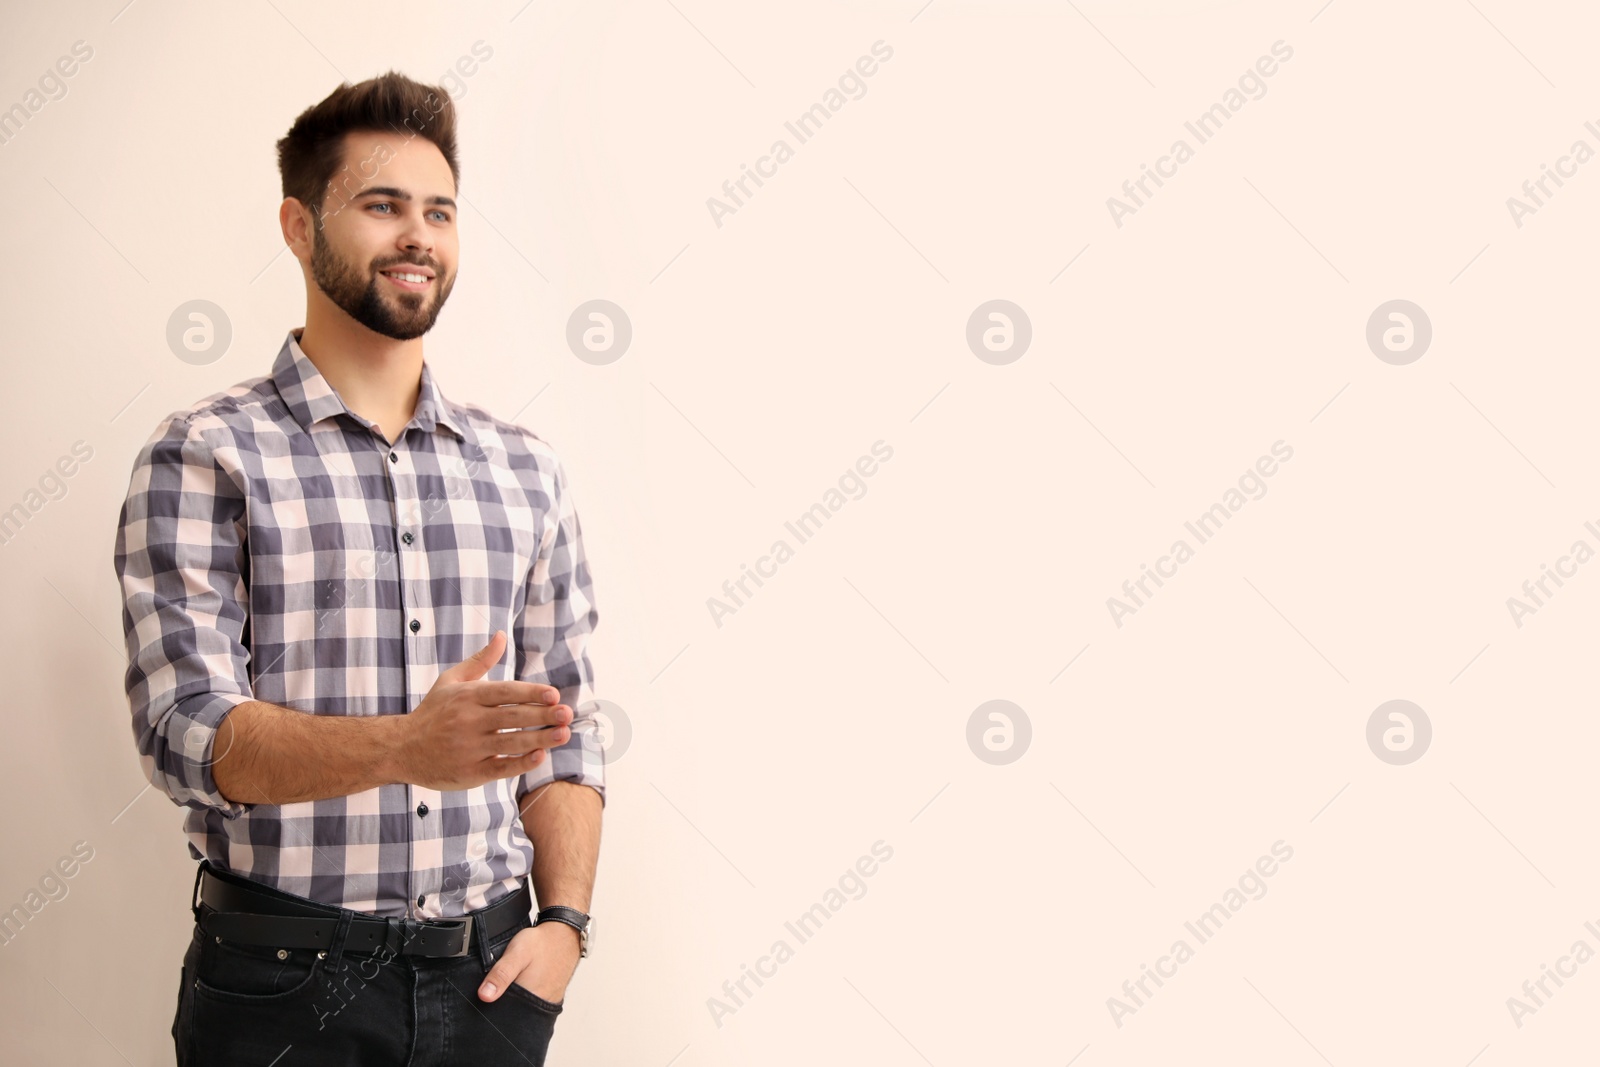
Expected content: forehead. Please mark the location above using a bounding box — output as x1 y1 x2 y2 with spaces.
331 129 455 201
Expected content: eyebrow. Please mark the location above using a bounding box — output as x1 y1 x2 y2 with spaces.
352 186 457 210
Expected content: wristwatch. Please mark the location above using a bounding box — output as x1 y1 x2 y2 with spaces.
535 905 591 958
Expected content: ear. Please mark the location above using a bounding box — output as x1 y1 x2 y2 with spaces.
279 197 317 263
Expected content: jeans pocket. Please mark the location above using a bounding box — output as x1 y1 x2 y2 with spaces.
173 933 199 1067
193 935 324 1002
483 922 562 1012
187 937 338 1064
503 978 564 1014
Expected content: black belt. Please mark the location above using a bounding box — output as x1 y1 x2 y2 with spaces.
193 862 531 958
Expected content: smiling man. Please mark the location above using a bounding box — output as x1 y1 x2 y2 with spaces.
113 71 604 1065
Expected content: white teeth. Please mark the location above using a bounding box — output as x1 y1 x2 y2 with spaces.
383 271 429 283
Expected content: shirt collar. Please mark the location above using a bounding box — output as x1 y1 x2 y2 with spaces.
271 328 472 445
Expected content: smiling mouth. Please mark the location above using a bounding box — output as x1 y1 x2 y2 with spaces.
379 269 433 291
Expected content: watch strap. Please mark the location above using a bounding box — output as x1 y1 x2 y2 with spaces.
535 905 590 957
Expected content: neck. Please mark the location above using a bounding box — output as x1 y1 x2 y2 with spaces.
297 295 424 442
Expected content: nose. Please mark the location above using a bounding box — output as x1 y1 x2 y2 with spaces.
398 214 433 256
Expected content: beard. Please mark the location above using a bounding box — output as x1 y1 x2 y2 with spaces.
310 225 454 341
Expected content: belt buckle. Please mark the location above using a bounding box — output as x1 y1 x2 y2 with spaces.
384 915 470 953
397 913 473 957
444 915 474 957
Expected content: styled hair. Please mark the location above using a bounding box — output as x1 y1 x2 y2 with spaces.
276 70 459 219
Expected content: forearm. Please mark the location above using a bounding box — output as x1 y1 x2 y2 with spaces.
519 780 602 913
211 700 407 805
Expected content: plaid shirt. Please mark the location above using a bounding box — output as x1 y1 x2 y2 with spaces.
114 329 605 918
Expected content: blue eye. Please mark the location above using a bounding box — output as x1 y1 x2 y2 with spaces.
369 202 393 214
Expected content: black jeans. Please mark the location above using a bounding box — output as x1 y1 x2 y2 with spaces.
172 898 562 1065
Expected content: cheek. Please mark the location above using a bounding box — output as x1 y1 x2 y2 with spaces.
328 222 381 267
437 232 460 270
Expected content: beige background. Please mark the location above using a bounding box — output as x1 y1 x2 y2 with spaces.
2 0 1596 1062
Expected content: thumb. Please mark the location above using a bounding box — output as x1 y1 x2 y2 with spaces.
479 935 530 1001
440 629 506 685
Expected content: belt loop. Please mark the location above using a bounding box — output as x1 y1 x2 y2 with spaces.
325 908 356 971
475 905 495 969
191 860 209 923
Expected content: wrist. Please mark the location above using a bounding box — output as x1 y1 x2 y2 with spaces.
378 714 415 785
542 920 582 953
536 905 591 958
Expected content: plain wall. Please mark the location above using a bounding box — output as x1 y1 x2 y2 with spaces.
3 0 1600 1063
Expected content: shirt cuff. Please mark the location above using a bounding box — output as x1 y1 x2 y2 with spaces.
161 690 256 819
518 716 607 809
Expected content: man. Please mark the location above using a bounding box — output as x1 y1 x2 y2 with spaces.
113 70 604 1065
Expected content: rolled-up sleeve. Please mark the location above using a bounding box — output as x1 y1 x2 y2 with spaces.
514 449 605 807
113 412 255 818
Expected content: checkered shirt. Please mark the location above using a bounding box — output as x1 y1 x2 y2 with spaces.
113 328 605 918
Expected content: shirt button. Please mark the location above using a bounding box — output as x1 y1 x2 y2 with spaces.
389 451 398 464
401 532 414 545
409 619 421 633
417 894 426 907
416 803 428 817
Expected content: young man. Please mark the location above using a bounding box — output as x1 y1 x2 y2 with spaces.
113 71 604 1065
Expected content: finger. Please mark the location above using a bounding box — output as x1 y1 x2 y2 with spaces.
479 934 532 1001
488 742 552 765
476 751 547 783
484 724 569 758
470 681 562 707
438 630 506 684
489 703 571 733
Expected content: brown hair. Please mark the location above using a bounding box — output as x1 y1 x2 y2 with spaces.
276 70 459 221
